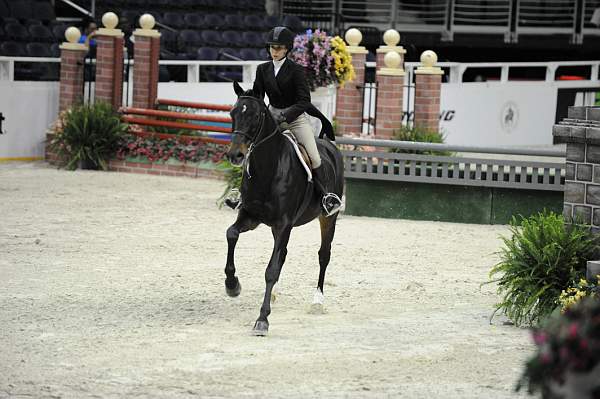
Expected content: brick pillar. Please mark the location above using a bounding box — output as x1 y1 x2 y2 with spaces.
375 51 405 138
375 29 406 73
94 12 124 109
553 106 600 233
414 50 444 132
58 27 88 112
335 28 369 136
132 14 161 109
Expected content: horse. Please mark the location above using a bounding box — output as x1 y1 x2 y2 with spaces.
224 81 345 336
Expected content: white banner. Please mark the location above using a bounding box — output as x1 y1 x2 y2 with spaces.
0 82 59 159
439 82 558 146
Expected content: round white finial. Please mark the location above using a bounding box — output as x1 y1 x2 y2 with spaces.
420 50 438 67
383 29 400 46
345 28 362 46
102 12 119 29
383 51 401 69
64 26 81 43
139 13 155 30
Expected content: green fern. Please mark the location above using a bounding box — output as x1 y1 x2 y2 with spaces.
489 211 599 327
50 102 128 170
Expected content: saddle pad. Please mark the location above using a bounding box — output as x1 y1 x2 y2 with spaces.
283 131 313 182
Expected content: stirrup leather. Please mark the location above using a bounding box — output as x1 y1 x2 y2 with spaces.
322 192 342 217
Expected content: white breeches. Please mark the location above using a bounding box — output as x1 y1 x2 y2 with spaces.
269 106 322 169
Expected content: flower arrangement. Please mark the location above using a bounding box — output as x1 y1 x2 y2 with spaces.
290 29 355 91
116 134 227 164
517 297 600 397
559 277 600 313
330 35 355 87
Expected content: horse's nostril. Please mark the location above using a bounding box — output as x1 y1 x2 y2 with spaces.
228 152 244 166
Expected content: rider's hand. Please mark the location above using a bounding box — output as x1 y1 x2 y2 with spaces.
276 112 289 131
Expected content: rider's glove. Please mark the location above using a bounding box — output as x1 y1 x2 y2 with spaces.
275 112 289 131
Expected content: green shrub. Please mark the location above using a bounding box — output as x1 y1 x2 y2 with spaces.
390 125 452 156
216 159 243 208
489 211 599 327
49 102 128 170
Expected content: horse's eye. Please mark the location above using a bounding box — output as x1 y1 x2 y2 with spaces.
242 105 247 113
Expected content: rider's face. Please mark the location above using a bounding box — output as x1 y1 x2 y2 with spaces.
269 45 286 61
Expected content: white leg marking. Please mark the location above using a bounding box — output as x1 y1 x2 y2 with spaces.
309 288 325 314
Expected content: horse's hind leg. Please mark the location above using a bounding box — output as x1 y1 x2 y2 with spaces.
311 213 338 314
225 209 260 297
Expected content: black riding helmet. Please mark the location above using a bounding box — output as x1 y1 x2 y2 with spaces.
265 26 295 56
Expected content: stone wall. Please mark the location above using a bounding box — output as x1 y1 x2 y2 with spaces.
553 106 600 232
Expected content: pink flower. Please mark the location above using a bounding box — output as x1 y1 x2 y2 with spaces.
568 323 578 339
559 347 570 360
533 332 548 345
540 352 552 364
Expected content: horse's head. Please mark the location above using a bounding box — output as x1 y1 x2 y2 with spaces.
227 81 267 166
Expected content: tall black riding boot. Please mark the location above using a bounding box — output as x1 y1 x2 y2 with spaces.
312 165 342 216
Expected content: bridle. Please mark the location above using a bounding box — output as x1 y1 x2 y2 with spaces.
230 96 280 177
231 96 278 149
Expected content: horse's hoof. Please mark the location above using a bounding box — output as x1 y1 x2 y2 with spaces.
308 288 325 314
308 303 325 315
252 320 269 336
225 277 241 297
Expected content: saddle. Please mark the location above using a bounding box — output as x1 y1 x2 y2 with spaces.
282 131 313 181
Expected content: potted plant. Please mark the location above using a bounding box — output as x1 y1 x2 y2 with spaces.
517 297 600 398
49 102 128 170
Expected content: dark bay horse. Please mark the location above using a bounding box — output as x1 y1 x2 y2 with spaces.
224 81 344 336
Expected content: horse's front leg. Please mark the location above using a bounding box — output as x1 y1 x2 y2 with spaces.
225 209 260 297
253 224 293 336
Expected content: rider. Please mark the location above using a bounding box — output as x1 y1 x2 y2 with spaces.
226 26 342 216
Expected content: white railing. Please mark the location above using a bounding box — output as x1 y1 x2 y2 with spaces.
158 60 263 84
373 60 600 85
2 57 599 86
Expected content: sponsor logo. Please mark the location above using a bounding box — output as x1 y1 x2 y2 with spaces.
402 110 456 122
500 101 519 133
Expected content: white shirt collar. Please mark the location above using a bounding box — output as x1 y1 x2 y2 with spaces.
273 58 286 76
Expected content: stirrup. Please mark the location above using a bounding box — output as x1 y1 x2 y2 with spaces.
224 188 241 210
322 193 342 217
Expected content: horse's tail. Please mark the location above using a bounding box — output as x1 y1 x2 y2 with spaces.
306 103 335 141
317 120 335 141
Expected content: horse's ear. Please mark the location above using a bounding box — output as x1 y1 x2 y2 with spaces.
233 81 244 97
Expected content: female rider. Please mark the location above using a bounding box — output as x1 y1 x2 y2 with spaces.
227 26 342 216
